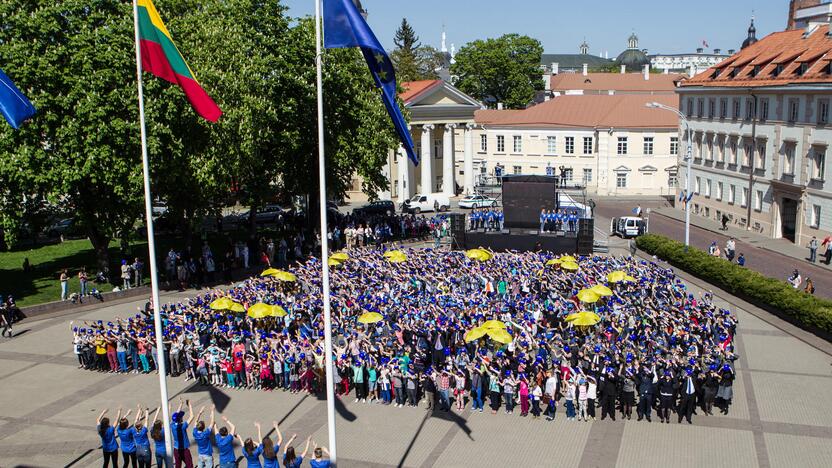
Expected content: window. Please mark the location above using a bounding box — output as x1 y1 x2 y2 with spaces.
720 98 728 119
708 98 716 119
496 135 505 152
717 137 725 162
755 190 763 211
513 135 522 153
434 140 441 159
730 139 738 164
812 148 826 180
819 99 830 125
547 136 556 153
583 137 593 154
743 141 752 167
788 99 799 123
741 187 748 207
784 144 795 175
811 204 821 228
705 137 713 161
617 137 628 155
745 98 754 120
705 179 712 197
480 134 487 152
756 141 766 169
729 185 736 204
670 137 679 155
697 99 704 118
733 98 741 119
512 165 522 175
563 168 573 182
686 98 694 117
668 174 678 187
643 137 654 155
760 98 769 121
582 168 593 183
565 136 575 154
616 173 627 188
717 182 723 201
695 176 701 194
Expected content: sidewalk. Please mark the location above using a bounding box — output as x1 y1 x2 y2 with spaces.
650 206 831 271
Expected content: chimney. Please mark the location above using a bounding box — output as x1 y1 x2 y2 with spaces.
620 64 626 74
728 49 736 54
696 47 704 53
497 102 504 110
643 64 650 80
582 63 588 76
713 48 721 54
552 62 559 75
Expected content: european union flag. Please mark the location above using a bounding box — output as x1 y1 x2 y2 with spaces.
323 0 419 166
0 69 36 129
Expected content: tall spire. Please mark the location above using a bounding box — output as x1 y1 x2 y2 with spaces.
441 24 447 53
742 15 758 49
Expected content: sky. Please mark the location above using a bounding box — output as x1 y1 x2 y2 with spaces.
282 0 786 56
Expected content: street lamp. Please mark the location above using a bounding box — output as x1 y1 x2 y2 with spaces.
646 101 692 249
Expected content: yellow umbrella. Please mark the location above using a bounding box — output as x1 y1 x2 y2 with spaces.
481 319 507 330
464 327 488 342
273 270 297 282
383 250 404 258
330 252 349 261
327 258 343 267
386 251 408 263
357 312 384 324
576 289 601 303
607 271 627 283
623 275 637 282
590 284 614 296
466 248 493 261
560 261 579 271
545 258 562 266
247 303 273 319
487 328 513 344
228 301 246 313
565 311 601 326
559 255 577 263
270 305 288 317
261 268 280 276
209 297 235 310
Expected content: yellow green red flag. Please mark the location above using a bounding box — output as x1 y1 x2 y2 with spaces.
136 0 222 122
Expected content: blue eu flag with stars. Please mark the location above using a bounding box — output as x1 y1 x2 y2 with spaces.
0 68 36 129
323 0 419 166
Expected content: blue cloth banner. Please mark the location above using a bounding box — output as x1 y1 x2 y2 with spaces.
323 0 419 166
0 69 36 129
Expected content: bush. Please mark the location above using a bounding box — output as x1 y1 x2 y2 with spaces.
636 234 832 335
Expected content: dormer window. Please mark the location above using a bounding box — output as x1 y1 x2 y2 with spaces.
797 63 809 76
729 67 740 78
772 64 783 77
711 68 722 79
750 65 761 77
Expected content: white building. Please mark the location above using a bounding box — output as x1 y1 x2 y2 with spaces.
676 22 832 245
650 48 733 75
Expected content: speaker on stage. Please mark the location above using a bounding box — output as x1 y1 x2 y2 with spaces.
576 218 594 255
449 213 466 250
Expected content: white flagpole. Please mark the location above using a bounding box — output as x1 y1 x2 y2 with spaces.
132 0 173 460
315 0 338 463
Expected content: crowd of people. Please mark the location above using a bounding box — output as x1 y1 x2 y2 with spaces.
95 400 330 468
74 246 740 454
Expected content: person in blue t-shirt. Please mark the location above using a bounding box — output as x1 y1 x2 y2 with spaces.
192 405 215 468
117 411 137 468
261 421 283 468
96 408 119 468
497 209 504 231
132 407 152 468
308 442 331 468
238 421 266 468
170 400 196 468
214 416 238 468
568 211 578 232
282 434 310 468
150 407 170 468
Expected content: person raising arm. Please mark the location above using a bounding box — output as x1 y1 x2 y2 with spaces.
96 408 119 468
214 416 237 468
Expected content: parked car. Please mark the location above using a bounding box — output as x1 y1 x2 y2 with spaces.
46 218 82 238
255 204 285 224
610 216 648 238
151 202 168 217
402 193 451 214
353 200 395 216
458 195 497 209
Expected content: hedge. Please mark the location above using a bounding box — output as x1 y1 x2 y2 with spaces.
636 234 832 336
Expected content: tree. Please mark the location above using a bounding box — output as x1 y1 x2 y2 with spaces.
391 19 446 83
393 18 420 53
451 34 544 109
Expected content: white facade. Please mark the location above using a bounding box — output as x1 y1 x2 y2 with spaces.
471 127 679 197
677 90 832 245
651 51 731 75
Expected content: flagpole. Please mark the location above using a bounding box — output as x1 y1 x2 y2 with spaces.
133 0 173 460
315 0 338 464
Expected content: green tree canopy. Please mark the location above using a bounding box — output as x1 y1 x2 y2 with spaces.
390 19 443 82
451 34 544 109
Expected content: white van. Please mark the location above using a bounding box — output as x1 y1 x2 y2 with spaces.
610 216 648 238
402 193 451 214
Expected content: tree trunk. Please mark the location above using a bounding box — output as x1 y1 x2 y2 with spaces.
88 228 111 281
247 201 259 261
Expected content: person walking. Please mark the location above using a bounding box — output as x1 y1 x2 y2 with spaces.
1 301 13 338
725 238 736 262
808 236 819 263
824 240 832 265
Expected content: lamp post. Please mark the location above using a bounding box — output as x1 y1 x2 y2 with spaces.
646 102 692 248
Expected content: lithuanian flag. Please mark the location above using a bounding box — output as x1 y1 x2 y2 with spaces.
137 0 222 122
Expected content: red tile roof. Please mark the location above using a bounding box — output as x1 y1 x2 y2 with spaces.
550 72 683 93
399 80 443 104
475 94 679 128
682 24 832 88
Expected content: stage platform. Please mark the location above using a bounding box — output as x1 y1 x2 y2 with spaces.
464 230 579 254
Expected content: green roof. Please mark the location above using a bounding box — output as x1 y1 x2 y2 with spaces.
540 54 612 68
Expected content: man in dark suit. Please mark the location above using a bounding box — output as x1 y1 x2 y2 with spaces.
677 369 698 424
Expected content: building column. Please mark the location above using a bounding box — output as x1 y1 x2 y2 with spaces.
442 124 456 196
397 146 411 204
464 123 475 195
420 124 434 193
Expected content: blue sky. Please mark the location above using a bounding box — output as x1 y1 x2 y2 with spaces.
282 0 784 55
